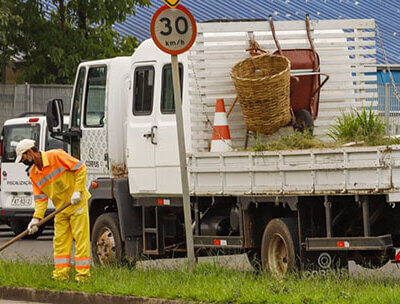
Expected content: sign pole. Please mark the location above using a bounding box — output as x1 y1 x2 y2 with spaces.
171 54 195 271
151 2 197 271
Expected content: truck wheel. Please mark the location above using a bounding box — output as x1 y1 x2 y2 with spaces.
9 220 43 239
91 212 124 266
261 217 299 276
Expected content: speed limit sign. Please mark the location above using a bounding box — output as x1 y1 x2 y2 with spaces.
150 5 197 55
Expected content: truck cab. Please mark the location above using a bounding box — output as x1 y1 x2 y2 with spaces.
0 113 68 238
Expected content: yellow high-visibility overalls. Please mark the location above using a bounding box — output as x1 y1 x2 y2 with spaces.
30 149 91 282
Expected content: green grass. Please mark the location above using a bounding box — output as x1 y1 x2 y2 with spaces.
327 107 388 145
1 260 400 303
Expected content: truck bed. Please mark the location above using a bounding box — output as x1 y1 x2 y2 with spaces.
188 145 400 196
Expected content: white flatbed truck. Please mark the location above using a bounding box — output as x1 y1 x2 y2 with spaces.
45 18 400 273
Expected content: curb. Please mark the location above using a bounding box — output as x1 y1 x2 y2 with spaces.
0 286 190 304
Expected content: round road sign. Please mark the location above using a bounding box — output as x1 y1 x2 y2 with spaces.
150 5 197 55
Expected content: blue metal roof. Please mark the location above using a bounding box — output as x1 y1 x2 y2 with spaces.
113 0 400 65
40 0 400 64
378 70 400 83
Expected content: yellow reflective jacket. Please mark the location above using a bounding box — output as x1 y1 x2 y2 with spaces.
30 149 91 219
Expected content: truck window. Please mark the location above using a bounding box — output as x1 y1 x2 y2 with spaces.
133 66 154 116
2 124 40 163
84 66 107 127
71 67 86 128
161 64 183 114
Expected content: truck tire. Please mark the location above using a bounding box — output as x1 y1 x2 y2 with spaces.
91 212 124 266
261 217 299 276
9 219 43 239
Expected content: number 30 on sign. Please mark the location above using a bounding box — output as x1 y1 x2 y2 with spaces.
150 5 197 55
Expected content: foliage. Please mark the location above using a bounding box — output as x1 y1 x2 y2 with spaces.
327 107 387 145
0 0 150 84
1 260 400 303
0 0 24 76
251 131 329 152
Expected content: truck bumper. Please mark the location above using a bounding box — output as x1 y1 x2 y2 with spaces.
306 234 393 251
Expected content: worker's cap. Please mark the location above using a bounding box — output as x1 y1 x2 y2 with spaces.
15 139 35 163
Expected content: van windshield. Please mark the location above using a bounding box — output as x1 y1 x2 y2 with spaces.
2 124 40 163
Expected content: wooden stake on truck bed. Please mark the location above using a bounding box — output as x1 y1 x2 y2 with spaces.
0 202 72 253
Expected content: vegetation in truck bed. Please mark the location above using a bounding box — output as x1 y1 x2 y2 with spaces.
250 108 400 151
327 107 388 145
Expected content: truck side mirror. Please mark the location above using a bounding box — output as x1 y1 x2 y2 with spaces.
46 99 64 134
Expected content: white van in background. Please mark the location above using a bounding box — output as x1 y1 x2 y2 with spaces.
0 113 68 238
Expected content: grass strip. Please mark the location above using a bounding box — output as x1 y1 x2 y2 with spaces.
1 260 400 303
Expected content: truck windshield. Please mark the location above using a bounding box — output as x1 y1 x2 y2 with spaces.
2 124 40 163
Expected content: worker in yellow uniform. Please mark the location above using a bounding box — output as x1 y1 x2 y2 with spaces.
15 139 91 282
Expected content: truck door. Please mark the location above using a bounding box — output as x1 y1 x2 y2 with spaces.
80 65 109 179
126 63 157 193
154 63 183 194
70 67 86 159
70 66 109 181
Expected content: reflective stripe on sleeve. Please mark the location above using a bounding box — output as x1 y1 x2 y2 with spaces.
34 194 48 202
36 167 66 187
72 161 83 171
34 194 47 200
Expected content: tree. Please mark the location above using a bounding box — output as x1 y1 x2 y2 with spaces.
3 0 151 84
0 0 23 83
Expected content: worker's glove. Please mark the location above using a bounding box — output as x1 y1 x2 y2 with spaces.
27 218 39 235
71 191 81 205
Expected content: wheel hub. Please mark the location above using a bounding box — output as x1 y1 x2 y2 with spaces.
268 233 288 276
96 227 116 265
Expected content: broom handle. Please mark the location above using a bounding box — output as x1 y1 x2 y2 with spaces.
0 202 72 253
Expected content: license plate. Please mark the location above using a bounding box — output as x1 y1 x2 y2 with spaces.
11 196 32 207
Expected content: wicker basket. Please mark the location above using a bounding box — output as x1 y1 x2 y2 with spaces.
230 54 291 135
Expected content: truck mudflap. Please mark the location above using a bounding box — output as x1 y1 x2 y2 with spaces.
306 234 393 251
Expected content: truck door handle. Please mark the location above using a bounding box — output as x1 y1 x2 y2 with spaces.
143 126 158 145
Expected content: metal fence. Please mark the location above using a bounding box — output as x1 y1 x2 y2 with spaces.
377 83 400 135
0 84 73 129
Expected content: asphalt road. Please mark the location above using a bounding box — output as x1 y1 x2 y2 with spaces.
1 224 400 278
0 224 53 262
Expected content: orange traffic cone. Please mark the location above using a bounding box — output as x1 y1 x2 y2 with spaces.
210 98 233 152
